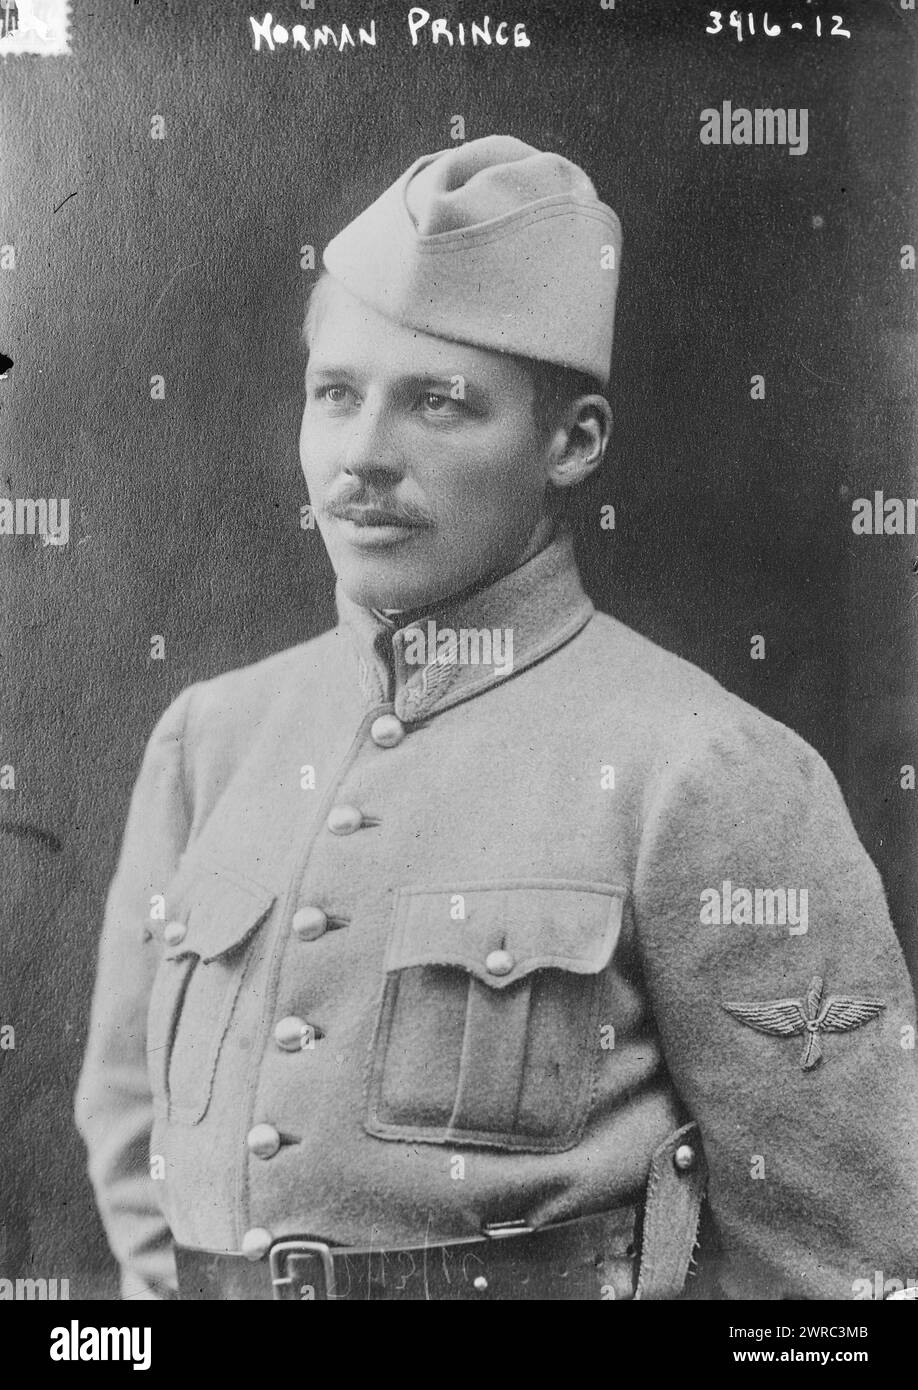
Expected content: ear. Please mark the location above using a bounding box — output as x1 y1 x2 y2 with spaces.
546 394 612 490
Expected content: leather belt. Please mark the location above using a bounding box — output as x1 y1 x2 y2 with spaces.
174 1122 707 1302
176 1206 638 1301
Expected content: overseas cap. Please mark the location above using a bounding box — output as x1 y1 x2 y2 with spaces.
322 135 622 386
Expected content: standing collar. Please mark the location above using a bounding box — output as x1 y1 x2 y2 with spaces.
335 528 594 722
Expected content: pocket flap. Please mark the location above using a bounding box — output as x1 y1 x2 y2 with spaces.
162 861 276 963
386 880 626 989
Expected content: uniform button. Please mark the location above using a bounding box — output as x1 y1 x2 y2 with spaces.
274 1016 313 1052
673 1144 696 1172
327 804 364 835
485 949 514 977
247 1123 281 1159
163 919 187 946
291 906 328 942
241 1227 273 1262
370 714 406 748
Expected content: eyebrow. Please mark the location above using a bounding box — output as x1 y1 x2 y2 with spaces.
304 364 356 380
305 365 478 393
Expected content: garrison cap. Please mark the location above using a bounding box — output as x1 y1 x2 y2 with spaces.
322 134 622 386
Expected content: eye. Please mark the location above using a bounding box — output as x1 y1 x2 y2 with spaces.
421 391 457 414
316 384 353 405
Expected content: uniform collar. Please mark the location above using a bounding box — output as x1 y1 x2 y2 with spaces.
335 527 594 723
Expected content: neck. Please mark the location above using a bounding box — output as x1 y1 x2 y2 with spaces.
374 517 560 624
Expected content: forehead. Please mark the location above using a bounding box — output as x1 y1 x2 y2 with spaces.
306 278 532 395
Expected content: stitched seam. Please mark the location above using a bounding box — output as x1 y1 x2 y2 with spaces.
635 1153 663 1299
147 956 194 1121
447 977 483 1134
167 951 257 1126
386 953 612 981
636 1123 705 1299
410 201 620 255
398 878 627 896
425 605 594 718
581 968 610 1147
366 1117 584 1155
364 891 407 1113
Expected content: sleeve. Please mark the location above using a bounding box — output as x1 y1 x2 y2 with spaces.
74 685 198 1300
631 707 918 1300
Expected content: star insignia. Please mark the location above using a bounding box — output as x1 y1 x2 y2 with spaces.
721 975 885 1070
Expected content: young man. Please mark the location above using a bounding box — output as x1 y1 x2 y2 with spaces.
76 135 918 1301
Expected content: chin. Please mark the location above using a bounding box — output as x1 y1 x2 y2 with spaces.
334 558 450 613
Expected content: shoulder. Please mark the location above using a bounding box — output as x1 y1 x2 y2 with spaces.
190 628 342 719
150 628 345 754
579 618 875 893
581 610 830 795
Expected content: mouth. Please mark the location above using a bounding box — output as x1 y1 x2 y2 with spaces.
328 507 431 549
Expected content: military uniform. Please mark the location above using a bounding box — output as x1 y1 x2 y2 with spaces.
77 134 918 1299
76 530 918 1300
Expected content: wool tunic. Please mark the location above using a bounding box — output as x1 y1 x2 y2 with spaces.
75 532 918 1299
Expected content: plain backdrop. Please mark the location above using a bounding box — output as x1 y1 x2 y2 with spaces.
1 0 916 1297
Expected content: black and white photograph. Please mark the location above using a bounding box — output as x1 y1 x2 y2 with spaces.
1 0 917 1355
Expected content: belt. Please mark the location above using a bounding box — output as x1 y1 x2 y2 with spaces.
177 1207 637 1301
175 1122 707 1302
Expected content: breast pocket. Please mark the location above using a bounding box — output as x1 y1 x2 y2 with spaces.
147 862 276 1126
365 880 626 1154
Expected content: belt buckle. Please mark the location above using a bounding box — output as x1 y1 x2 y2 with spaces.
269 1239 337 1301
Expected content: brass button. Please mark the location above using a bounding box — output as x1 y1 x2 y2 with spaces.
485 949 514 977
673 1144 696 1172
370 714 406 748
274 1016 313 1052
327 804 364 835
241 1227 273 1262
473 1275 488 1292
247 1123 281 1160
163 919 187 946
291 906 328 942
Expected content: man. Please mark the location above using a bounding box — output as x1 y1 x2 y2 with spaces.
76 135 918 1301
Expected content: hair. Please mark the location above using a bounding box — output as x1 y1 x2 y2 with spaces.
520 358 610 441
301 272 610 442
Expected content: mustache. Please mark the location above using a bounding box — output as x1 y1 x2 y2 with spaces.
323 486 434 528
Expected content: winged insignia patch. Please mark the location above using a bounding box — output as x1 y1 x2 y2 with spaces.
721 975 885 1070
397 648 460 722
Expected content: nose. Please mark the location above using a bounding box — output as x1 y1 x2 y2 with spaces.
342 394 404 484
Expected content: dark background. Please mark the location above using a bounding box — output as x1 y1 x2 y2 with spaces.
0 0 915 1298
